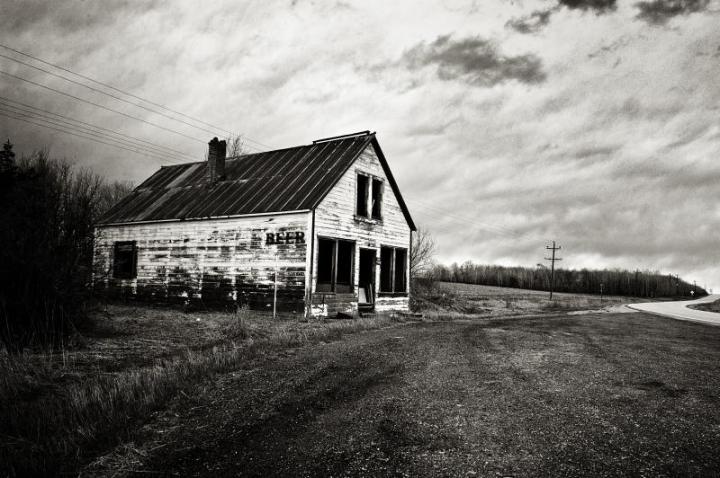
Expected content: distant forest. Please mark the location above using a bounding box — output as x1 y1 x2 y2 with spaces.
430 262 706 298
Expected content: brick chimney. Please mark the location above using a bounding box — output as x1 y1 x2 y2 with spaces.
207 137 226 183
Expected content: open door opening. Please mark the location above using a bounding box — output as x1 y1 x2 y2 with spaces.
358 249 376 312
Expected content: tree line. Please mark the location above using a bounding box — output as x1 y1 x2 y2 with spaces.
430 261 705 298
0 142 132 351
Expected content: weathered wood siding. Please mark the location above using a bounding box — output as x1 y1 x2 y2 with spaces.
93 212 310 311
312 143 412 314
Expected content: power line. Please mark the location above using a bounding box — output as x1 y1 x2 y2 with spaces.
0 104 185 164
412 205 517 238
0 69 207 144
0 106 179 164
408 196 520 237
0 109 183 164
410 202 519 238
0 52 224 138
408 196 519 236
0 43 276 151
0 97 196 162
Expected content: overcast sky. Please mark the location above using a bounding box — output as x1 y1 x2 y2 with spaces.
1 0 719 289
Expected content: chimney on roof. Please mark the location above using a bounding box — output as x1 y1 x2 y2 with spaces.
207 137 226 183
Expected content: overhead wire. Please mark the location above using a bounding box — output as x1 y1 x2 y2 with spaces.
0 109 185 164
410 196 519 235
0 96 197 162
0 52 226 138
0 43 276 151
408 197 520 237
0 69 208 145
0 104 170 162
0 106 181 164
409 203 520 238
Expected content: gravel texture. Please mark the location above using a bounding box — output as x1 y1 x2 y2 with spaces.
91 312 720 477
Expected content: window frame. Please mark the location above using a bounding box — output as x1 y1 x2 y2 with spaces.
355 171 384 222
379 245 408 296
356 173 370 218
371 178 383 220
112 240 138 279
316 237 355 293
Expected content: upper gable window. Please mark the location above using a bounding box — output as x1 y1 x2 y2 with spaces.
356 173 383 221
357 174 369 217
371 178 383 220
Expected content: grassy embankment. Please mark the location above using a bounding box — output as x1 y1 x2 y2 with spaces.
0 305 416 476
689 299 720 313
1 283 636 475
416 281 633 318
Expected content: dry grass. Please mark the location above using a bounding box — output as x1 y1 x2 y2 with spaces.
690 298 720 313
2 283 631 476
415 281 633 317
0 304 414 476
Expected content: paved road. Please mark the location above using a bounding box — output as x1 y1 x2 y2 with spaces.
94 313 720 477
628 294 720 326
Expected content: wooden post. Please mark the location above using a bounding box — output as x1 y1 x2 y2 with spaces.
273 259 278 320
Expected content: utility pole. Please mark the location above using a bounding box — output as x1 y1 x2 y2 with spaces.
544 241 562 300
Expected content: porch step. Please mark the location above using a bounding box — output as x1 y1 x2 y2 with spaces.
358 303 375 318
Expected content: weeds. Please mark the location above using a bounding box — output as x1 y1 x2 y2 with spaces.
0 308 416 477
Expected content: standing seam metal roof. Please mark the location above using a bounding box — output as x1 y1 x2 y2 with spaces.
98 134 416 230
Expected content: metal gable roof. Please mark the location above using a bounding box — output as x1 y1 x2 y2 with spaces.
98 133 416 230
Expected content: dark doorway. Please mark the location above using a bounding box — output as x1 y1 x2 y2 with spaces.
358 249 376 309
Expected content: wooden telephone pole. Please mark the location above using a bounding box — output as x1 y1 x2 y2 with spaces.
545 241 562 300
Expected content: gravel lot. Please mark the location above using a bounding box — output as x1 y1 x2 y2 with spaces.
92 312 720 477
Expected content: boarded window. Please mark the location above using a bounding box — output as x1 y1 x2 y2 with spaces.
380 246 407 294
356 174 369 217
113 241 137 279
371 179 383 220
316 238 355 293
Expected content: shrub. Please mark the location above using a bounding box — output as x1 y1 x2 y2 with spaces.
0 148 131 351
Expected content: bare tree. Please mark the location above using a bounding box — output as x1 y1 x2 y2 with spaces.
226 134 247 158
0 147 136 350
410 227 436 279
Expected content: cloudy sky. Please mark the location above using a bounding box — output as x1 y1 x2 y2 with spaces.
2 0 719 289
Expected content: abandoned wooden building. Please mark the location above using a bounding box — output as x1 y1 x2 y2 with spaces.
93 131 417 316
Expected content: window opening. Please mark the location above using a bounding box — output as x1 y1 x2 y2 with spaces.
380 246 407 294
371 178 383 219
317 238 355 293
356 174 369 217
113 241 137 279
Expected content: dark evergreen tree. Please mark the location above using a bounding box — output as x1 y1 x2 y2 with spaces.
0 139 15 173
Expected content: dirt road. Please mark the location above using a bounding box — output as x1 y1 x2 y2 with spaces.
98 313 720 477
628 294 720 326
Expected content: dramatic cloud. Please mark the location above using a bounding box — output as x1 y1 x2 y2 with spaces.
403 35 546 86
507 0 616 35
1 0 718 289
558 0 617 12
506 9 554 34
635 0 710 24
